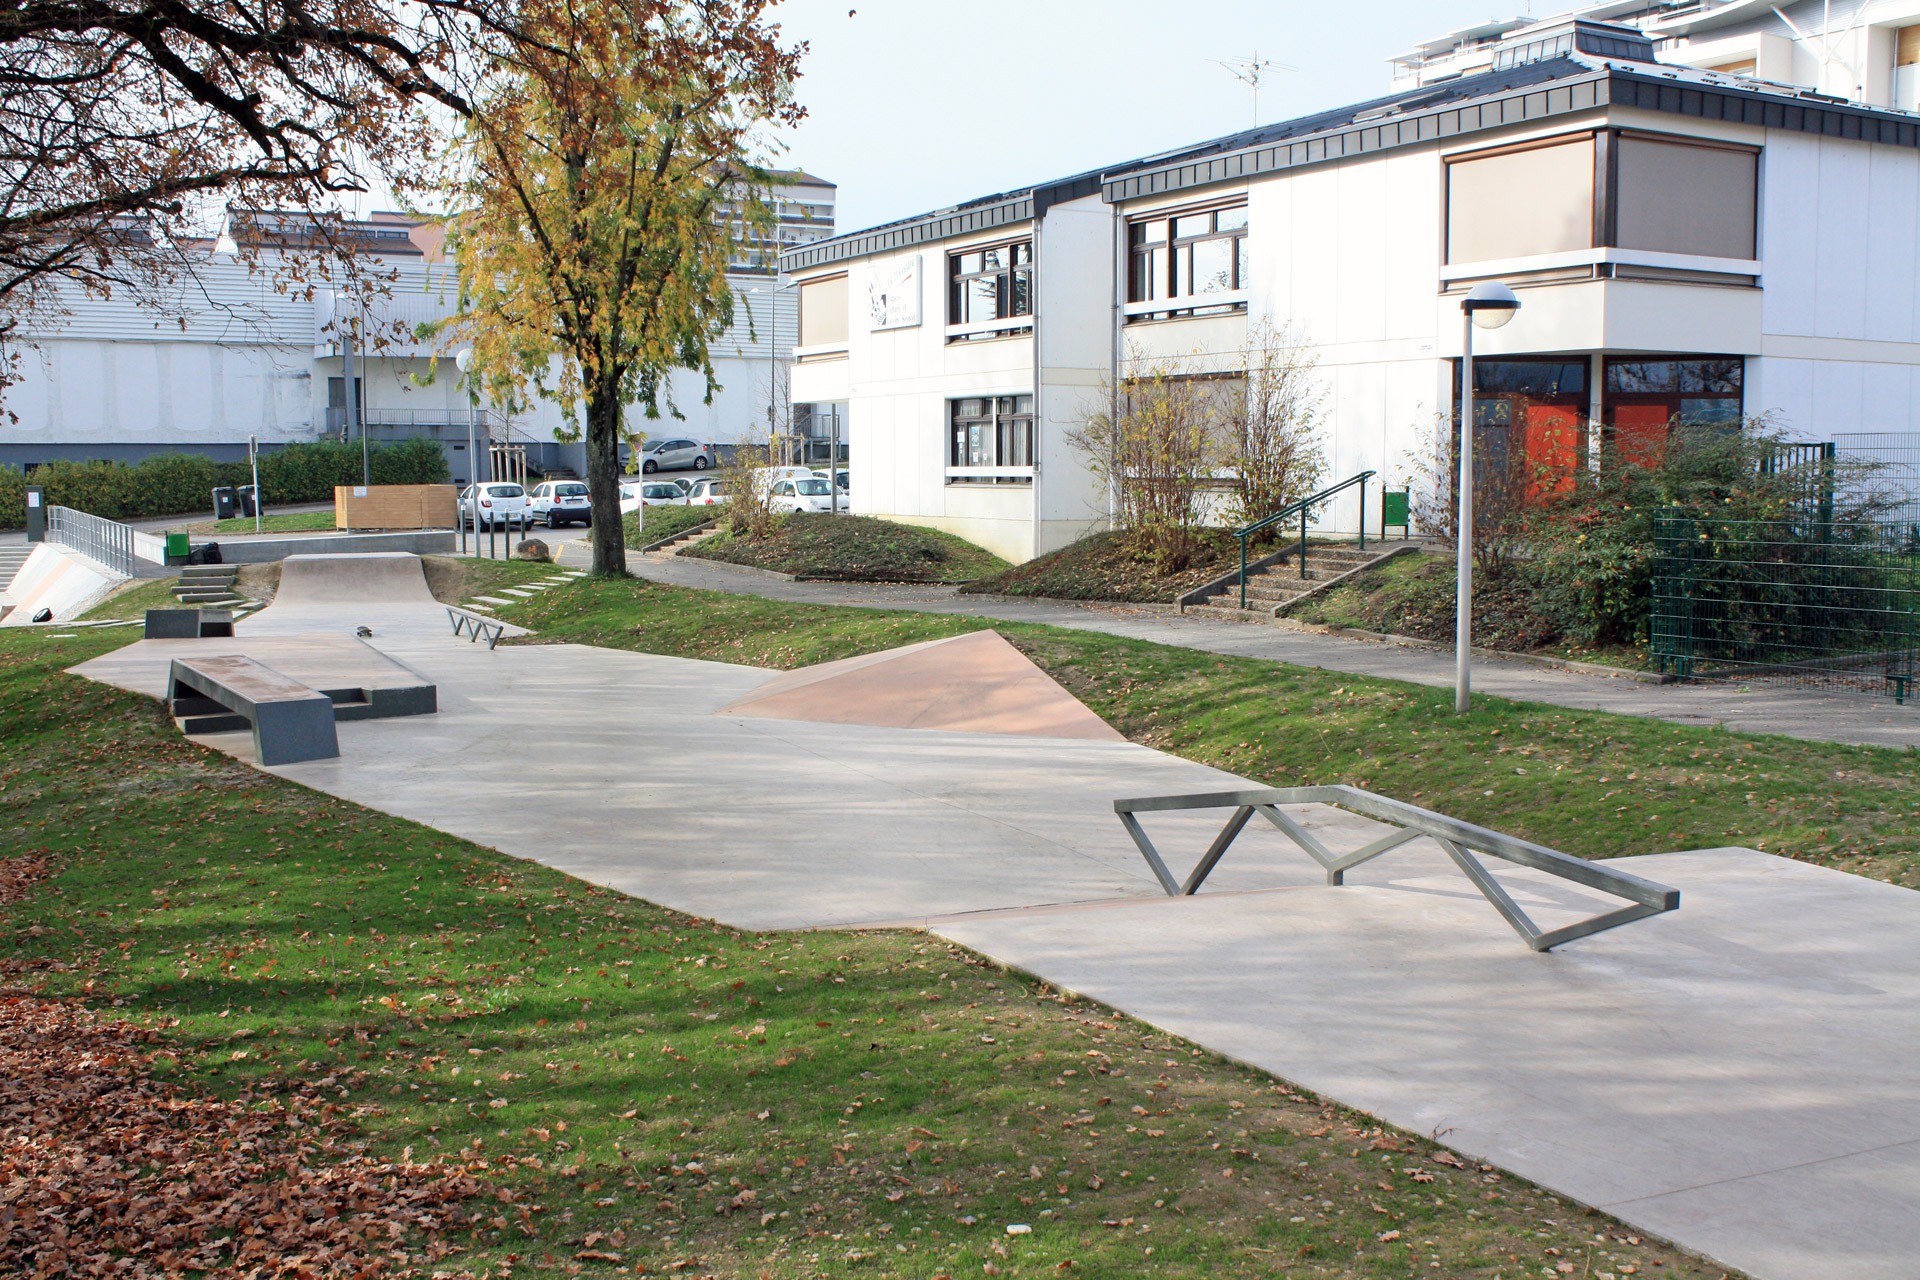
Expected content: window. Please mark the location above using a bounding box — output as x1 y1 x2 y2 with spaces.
798 274 849 349
1896 27 1920 111
948 396 1034 483
1603 357 1744 464
948 239 1033 337
1613 135 1756 260
1127 204 1247 319
1446 135 1595 263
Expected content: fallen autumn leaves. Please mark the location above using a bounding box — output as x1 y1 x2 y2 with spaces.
0 992 500 1278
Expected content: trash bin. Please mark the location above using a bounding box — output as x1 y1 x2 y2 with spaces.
164 531 190 564
212 486 236 520
238 484 258 518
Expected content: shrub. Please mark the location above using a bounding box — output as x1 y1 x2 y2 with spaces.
0 439 452 529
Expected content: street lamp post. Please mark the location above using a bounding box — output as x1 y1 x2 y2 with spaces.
456 347 478 556
1456 280 1522 715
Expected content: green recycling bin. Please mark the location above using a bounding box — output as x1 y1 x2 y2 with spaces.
165 531 191 563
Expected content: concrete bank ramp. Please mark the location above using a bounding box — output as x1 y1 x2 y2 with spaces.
718 629 1124 741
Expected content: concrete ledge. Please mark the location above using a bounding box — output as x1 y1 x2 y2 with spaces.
202 530 456 564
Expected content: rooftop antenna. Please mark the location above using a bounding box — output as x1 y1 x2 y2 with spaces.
1216 51 1296 127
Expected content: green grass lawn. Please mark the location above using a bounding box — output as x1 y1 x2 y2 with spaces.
0 625 1723 1279
512 576 1920 889
686 515 1011 583
624 504 719 547
186 510 340 536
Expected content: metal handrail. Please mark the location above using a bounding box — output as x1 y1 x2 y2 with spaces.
1113 784 1680 952
1233 470 1376 608
45 506 143 577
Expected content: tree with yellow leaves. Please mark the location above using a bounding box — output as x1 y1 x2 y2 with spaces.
431 0 802 574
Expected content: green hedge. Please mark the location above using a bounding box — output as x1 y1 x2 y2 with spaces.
0 439 448 530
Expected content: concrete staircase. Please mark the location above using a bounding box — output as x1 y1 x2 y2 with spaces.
0 543 32 593
1182 542 1399 622
638 520 721 555
172 564 246 609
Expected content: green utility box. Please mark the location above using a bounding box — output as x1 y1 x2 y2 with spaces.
1382 491 1411 540
165 531 191 564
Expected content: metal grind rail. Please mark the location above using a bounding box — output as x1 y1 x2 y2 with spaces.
1114 784 1679 952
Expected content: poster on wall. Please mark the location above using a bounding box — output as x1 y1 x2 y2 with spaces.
868 255 921 331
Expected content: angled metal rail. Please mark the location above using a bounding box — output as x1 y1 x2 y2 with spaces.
1113 785 1679 953
447 606 505 650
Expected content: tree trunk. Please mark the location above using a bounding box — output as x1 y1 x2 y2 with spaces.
583 378 628 576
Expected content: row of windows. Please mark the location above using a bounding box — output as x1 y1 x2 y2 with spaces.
939 203 1247 340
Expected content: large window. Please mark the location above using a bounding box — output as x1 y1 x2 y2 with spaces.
948 240 1032 338
1613 136 1756 260
1127 204 1248 320
1446 135 1596 263
1604 358 1743 463
798 274 848 349
949 395 1033 483
1445 130 1758 270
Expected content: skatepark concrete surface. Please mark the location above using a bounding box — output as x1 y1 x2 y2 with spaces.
65 552 1920 1280
247 552 532 641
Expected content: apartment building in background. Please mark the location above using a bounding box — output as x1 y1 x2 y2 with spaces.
784 13 1920 564
3 171 835 484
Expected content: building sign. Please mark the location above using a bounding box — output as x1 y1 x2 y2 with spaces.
868 255 920 331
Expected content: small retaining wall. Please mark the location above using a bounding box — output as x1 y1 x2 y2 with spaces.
198 530 457 565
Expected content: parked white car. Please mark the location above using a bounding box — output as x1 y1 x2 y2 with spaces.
526 479 593 527
769 475 838 514
685 478 731 506
459 482 529 530
618 480 691 516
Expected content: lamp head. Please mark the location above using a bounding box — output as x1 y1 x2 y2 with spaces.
1463 280 1521 330
455 347 473 374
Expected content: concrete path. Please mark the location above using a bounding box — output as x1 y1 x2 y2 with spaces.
622 550 1920 751
70 611 1920 1280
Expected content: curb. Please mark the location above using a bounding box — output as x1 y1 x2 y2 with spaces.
1318 625 1672 683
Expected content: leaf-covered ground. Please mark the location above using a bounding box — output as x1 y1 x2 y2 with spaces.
961 530 1243 604
0 625 1739 1278
685 514 1010 583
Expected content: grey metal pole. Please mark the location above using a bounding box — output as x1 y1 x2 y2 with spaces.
342 313 359 452
1456 308 1476 715
463 392 475 555
249 434 262 534
358 294 371 487
831 414 841 514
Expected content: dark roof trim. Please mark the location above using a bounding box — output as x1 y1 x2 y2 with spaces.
1104 70 1613 202
1104 66 1920 203
782 193 1033 272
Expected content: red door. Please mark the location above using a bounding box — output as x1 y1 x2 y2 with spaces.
1611 404 1672 469
1523 404 1582 500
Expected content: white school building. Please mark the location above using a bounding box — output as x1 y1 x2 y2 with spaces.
784 12 1920 564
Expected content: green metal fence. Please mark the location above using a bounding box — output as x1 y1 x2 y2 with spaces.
1652 514 1920 700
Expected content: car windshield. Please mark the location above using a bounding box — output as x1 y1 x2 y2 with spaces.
703 482 729 494
642 485 680 498
556 483 588 496
486 485 524 498
795 478 831 496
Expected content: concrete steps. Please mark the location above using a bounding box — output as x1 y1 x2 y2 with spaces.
172 563 244 609
1183 543 1403 622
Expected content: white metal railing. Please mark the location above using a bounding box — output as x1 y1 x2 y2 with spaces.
45 506 155 576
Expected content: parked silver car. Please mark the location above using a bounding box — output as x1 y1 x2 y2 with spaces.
527 479 592 527
638 437 717 473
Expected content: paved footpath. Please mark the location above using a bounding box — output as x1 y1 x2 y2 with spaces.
613 547 1920 752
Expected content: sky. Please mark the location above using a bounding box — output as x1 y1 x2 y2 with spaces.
764 0 1544 233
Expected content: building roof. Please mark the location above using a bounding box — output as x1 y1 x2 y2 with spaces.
782 45 1920 273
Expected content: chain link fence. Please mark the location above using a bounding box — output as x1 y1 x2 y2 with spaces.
1652 513 1920 699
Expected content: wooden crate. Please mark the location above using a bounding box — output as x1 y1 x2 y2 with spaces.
334 484 458 531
